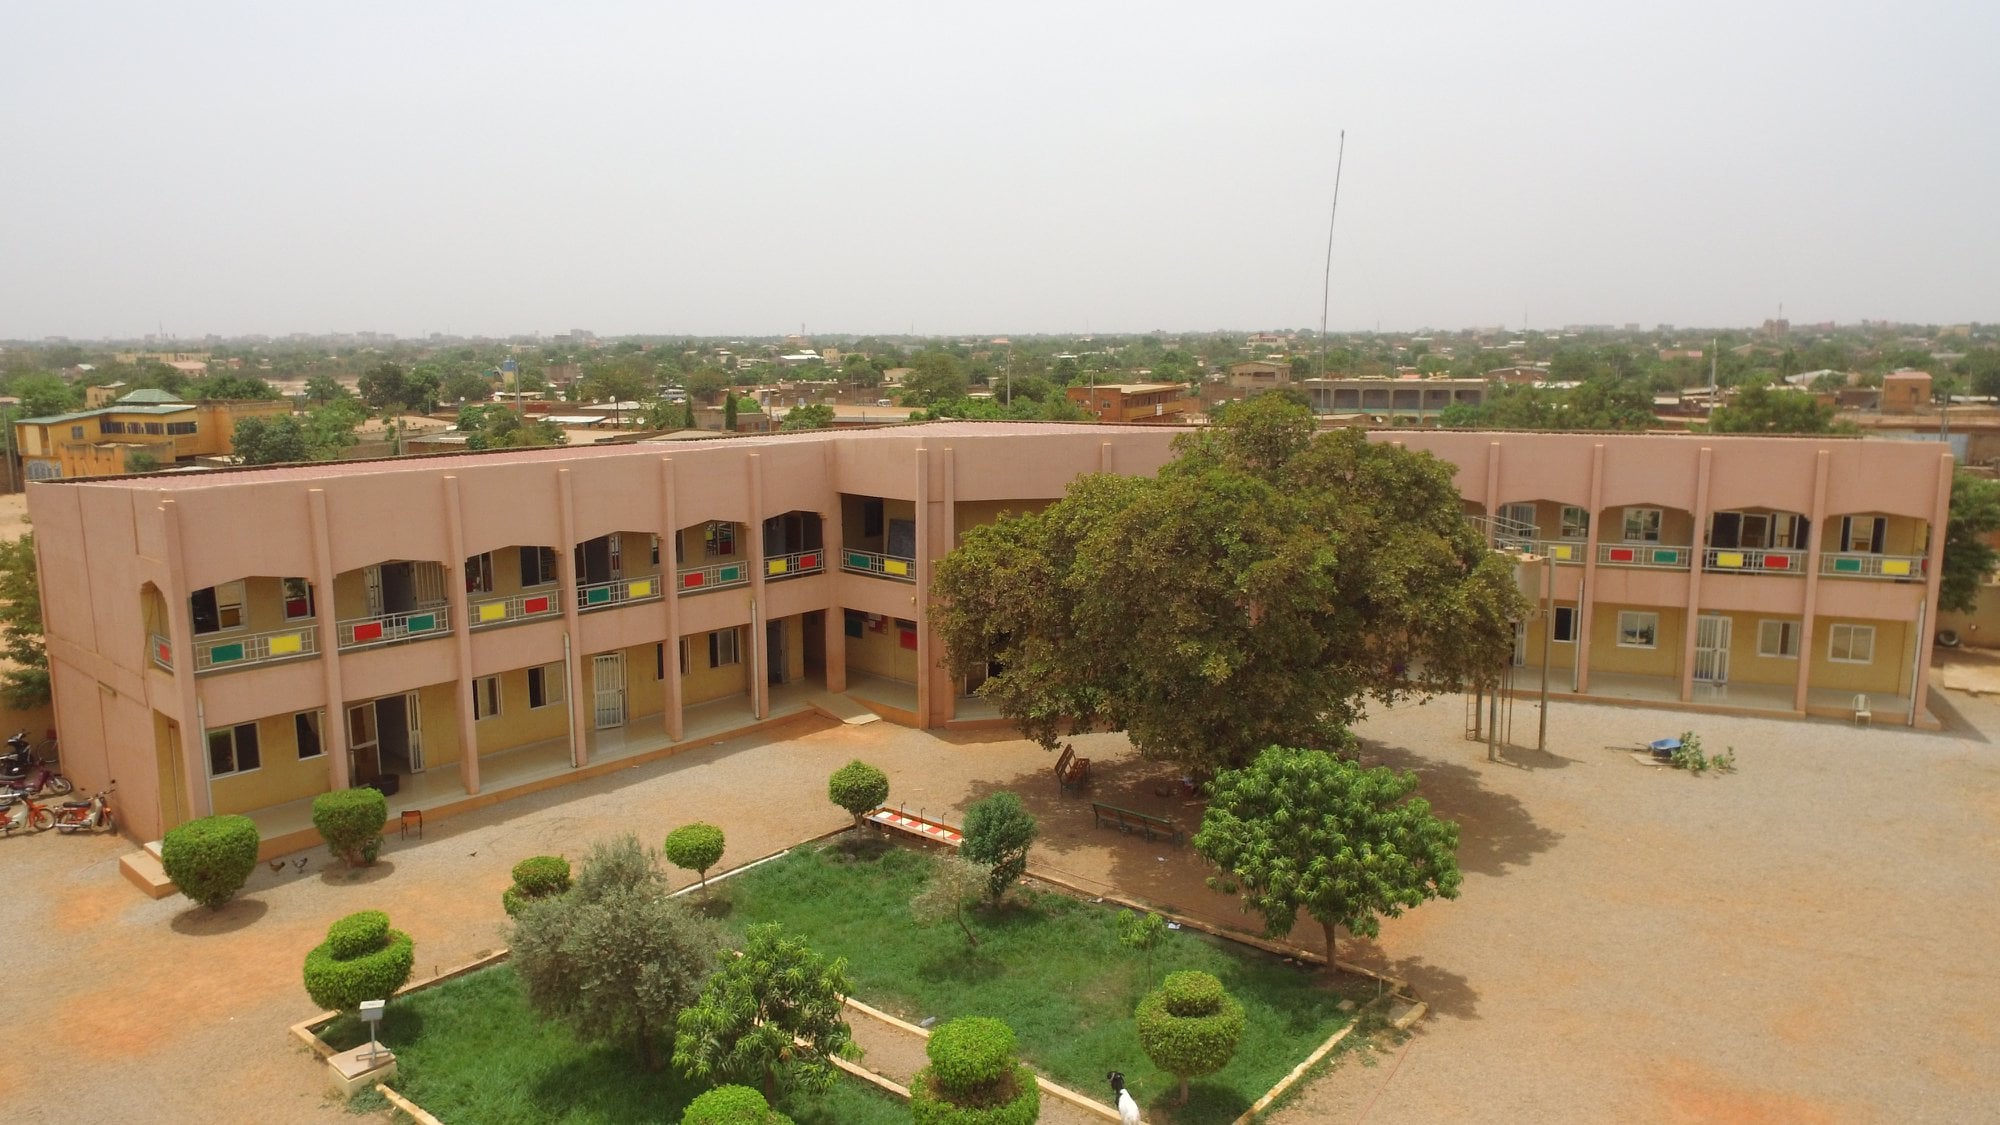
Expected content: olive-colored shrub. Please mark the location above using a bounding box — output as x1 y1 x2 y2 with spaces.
160 814 261 910
681 1084 796 1124
502 855 572 917
909 1016 1040 1125
303 909 415 1012
826 760 889 830
1135 969 1245 1104
311 787 388 867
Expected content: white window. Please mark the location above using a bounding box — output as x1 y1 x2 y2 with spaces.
1552 606 1577 643
207 722 261 776
191 580 246 635
1559 507 1590 539
709 629 740 668
282 577 315 621
295 710 324 760
1757 620 1801 659
1829 624 1875 664
1617 611 1658 649
473 675 501 719
466 552 495 595
1622 508 1662 543
527 663 564 708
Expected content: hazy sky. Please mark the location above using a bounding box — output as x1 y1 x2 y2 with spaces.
4 2 1995 340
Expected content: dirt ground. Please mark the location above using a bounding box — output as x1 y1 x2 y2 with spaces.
0 491 29 541
4 686 1998 1123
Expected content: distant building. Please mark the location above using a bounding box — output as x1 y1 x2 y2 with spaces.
14 389 292 479
1226 360 1288 390
1881 370 1931 414
1064 383 1190 424
1293 377 1487 421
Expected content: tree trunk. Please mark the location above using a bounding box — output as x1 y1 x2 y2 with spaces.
635 1012 654 1069
1322 919 1338 971
763 1064 777 1101
1179 1074 1190 1104
955 905 979 947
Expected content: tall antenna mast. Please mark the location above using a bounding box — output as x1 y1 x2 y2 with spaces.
1317 130 1347 379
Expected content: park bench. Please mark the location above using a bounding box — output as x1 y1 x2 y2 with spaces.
1090 801 1182 846
1056 744 1091 793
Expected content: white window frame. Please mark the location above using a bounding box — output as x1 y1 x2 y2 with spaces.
466 551 495 595
206 722 261 777
1559 506 1590 540
1757 619 1801 659
709 628 740 668
527 663 565 709
1622 508 1662 543
1616 611 1659 649
295 710 325 760
1842 516 1886 554
1552 606 1577 643
473 675 501 719
1828 623 1875 664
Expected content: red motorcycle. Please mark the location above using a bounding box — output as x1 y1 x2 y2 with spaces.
0 792 53 836
0 732 68 798
51 785 114 835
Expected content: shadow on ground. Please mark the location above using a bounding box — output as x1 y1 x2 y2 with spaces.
169 897 270 935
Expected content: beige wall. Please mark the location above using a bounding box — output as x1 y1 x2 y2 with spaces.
207 710 331 816
680 626 750 705
845 611 919 681
473 662 571 756
1590 604 1685 677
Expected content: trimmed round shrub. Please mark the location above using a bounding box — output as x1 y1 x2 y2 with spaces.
503 855 572 916
311 787 388 867
909 1016 1040 1125
160 814 261 910
1136 970 1245 1104
303 909 415 1012
827 760 889 829
682 1084 795 1124
663 823 726 888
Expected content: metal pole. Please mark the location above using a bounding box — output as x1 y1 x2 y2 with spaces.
1539 561 1553 752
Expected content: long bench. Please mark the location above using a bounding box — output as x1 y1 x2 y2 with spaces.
1090 801 1182 846
1055 744 1091 794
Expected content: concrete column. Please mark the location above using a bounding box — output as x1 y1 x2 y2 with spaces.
914 444 931 727
556 469 586 766
1575 445 1605 693
1795 450 1832 712
1100 440 1114 474
660 457 684 740
1679 446 1714 702
822 441 847 694
747 453 768 719
937 446 957 723
158 497 212 819
306 488 351 790
441 476 479 794
1483 441 1502 545
1912 450 1956 724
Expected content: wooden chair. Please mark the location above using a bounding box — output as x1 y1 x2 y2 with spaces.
1056 745 1091 793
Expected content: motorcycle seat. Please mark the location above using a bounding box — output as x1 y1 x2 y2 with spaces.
60 799 89 809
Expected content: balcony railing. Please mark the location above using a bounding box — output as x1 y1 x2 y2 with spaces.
578 572 664 612
195 623 320 672
150 633 173 671
764 550 825 581
1597 543 1692 570
1702 548 1807 576
842 549 916 582
677 560 750 595
1821 553 1927 580
337 603 450 651
1496 537 1588 563
469 588 562 630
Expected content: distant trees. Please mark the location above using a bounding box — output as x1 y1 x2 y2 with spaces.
304 375 349 404
231 401 362 465
779 403 835 431
456 404 566 450
186 373 278 400
1942 471 2000 614
0 535 49 708
10 374 78 418
1708 382 1836 434
903 351 969 406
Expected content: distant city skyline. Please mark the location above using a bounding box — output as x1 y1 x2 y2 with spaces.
4 2 1995 340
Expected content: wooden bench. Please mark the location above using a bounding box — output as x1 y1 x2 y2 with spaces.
1090 801 1182 845
1056 745 1091 793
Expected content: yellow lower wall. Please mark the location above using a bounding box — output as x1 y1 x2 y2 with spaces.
207 710 335 816
1589 604 1684 677
476 664 570 756
844 610 918 682
681 626 750 705
1809 617 1908 694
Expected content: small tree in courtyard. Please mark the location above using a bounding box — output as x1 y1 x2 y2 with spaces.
908 1016 1040 1125
664 822 726 899
501 855 572 917
674 923 854 1100
511 835 720 1069
910 854 990 947
682 1085 794 1125
827 759 889 831
1136 970 1245 1104
960 791 1036 904
311 787 388 867
1194 746 1461 968
160 814 261 910
302 910 414 1012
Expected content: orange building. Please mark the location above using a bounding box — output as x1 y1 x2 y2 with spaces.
1064 382 1189 423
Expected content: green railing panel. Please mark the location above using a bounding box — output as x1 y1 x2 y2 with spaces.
209 642 245 664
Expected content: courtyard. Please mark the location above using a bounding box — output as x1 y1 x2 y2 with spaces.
4 684 1997 1122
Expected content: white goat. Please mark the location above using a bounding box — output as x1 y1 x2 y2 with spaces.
1107 1070 1142 1125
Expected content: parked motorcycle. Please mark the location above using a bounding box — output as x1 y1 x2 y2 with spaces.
0 792 53 836
51 785 114 835
0 732 68 797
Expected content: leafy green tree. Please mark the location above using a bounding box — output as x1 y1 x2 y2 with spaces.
904 351 969 406
311 787 388 867
123 451 162 473
304 374 349 404
1135 970 1244 1104
960 792 1035 904
934 395 1527 775
356 362 408 411
826 759 888 831
910 854 989 948
908 1016 1039 1125
1194 746 1462 968
400 366 441 413
673 923 854 1099
302 910 414 1012
686 368 731 402
160 814 261 910
1708 382 1835 433
663 822 726 899
502 855 572 917
1942 471 2000 614
780 403 835 431
512 836 721 1069
1118 910 1168 983
11 374 78 419
186 373 278 400
0 535 49 708
724 395 739 431
232 416 310 465
302 399 364 460
1563 376 1656 430
682 1085 795 1125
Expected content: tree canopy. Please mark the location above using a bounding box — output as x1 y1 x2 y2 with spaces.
1193 746 1462 967
0 534 50 708
1942 471 2000 614
1707 382 1838 434
932 395 1527 774
673 923 854 1099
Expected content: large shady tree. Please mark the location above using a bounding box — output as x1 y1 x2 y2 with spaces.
932 395 1527 775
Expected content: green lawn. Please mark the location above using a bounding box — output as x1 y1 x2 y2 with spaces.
320 966 904 1125
716 841 1361 1123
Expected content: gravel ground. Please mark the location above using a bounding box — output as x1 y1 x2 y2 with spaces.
7 684 1999 1124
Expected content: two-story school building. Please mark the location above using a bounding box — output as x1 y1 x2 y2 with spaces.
25 422 1951 848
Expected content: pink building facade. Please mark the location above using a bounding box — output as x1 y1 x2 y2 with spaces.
26 423 1949 846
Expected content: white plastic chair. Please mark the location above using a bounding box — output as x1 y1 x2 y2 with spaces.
1852 694 1872 726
